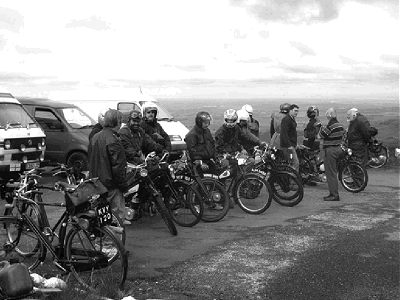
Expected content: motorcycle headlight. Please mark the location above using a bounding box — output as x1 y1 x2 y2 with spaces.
140 168 148 177
20 144 26 152
41 138 45 146
271 153 276 160
347 148 352 156
5 140 11 150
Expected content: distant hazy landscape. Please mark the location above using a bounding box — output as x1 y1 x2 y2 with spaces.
74 97 399 155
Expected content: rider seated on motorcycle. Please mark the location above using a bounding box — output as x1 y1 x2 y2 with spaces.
140 102 172 153
236 109 262 156
119 109 166 220
184 111 217 173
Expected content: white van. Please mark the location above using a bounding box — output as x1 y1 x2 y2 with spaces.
0 92 46 182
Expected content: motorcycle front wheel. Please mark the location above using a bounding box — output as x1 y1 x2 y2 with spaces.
339 162 368 193
367 146 388 169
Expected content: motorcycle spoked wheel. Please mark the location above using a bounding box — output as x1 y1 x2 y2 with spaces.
367 146 388 169
339 162 368 193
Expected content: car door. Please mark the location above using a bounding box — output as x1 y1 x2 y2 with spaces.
33 108 67 163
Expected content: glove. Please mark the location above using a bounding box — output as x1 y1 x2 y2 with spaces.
241 149 248 156
152 133 164 140
200 163 209 171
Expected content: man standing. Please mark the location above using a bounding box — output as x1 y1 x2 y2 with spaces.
346 108 371 166
88 109 129 224
270 103 291 149
280 104 299 172
319 108 345 201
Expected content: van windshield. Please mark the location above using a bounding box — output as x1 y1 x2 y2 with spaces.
156 104 173 121
58 107 96 129
0 103 38 128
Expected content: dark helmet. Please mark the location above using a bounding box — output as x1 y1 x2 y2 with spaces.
128 109 142 121
280 103 291 114
307 105 319 118
195 111 212 127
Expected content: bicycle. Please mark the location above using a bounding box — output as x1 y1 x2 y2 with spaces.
4 167 126 251
0 177 128 293
170 151 230 222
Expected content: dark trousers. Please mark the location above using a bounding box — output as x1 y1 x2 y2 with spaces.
324 146 342 197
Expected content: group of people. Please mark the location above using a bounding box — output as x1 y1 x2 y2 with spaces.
87 100 374 225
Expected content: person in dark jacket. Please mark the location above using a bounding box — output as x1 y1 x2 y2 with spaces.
88 109 129 224
320 108 345 201
88 109 106 142
270 103 291 149
242 104 260 137
303 105 322 150
280 104 299 171
215 109 262 156
119 109 163 164
346 108 371 166
140 102 171 152
184 111 216 172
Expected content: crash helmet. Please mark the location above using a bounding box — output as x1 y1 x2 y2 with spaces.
307 105 319 118
195 111 212 127
142 102 158 118
280 103 291 114
241 104 253 116
128 109 142 121
223 109 238 128
236 109 250 123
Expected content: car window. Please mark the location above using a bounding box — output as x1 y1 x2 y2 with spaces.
58 107 95 129
35 109 64 130
0 103 37 128
155 104 173 121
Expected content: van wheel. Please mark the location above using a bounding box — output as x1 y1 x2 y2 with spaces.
67 152 88 172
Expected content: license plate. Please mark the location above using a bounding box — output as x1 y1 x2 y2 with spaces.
25 162 40 170
96 202 112 226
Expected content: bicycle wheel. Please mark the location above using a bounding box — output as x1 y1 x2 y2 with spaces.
65 225 128 294
4 201 42 257
234 173 272 214
367 146 388 169
192 178 229 222
154 195 178 236
268 170 304 207
166 180 204 227
339 162 368 193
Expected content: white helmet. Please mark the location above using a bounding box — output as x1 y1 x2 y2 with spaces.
142 102 158 118
236 109 250 122
242 104 253 115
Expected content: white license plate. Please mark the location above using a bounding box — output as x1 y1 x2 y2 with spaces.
25 162 40 170
96 203 112 226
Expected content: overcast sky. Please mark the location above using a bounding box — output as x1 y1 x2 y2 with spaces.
0 0 398 100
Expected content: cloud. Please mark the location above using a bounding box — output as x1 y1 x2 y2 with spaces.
0 6 24 32
66 16 110 31
163 64 206 72
290 41 316 56
231 0 398 23
15 45 51 55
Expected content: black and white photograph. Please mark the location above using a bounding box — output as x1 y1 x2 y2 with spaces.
0 0 398 299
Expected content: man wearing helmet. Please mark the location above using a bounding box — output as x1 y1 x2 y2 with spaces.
184 111 216 172
119 109 164 164
303 105 322 150
237 109 260 154
346 108 372 166
88 109 129 224
215 109 261 155
270 103 291 148
242 104 260 137
140 102 172 153
280 104 300 171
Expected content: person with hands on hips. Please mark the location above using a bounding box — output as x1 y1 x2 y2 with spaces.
280 104 300 172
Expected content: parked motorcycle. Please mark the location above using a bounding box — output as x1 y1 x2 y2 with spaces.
297 144 368 193
367 139 388 168
124 152 178 235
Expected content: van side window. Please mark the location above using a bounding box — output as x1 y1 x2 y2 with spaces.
35 109 63 131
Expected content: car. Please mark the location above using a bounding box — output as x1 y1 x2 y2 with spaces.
18 97 96 171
